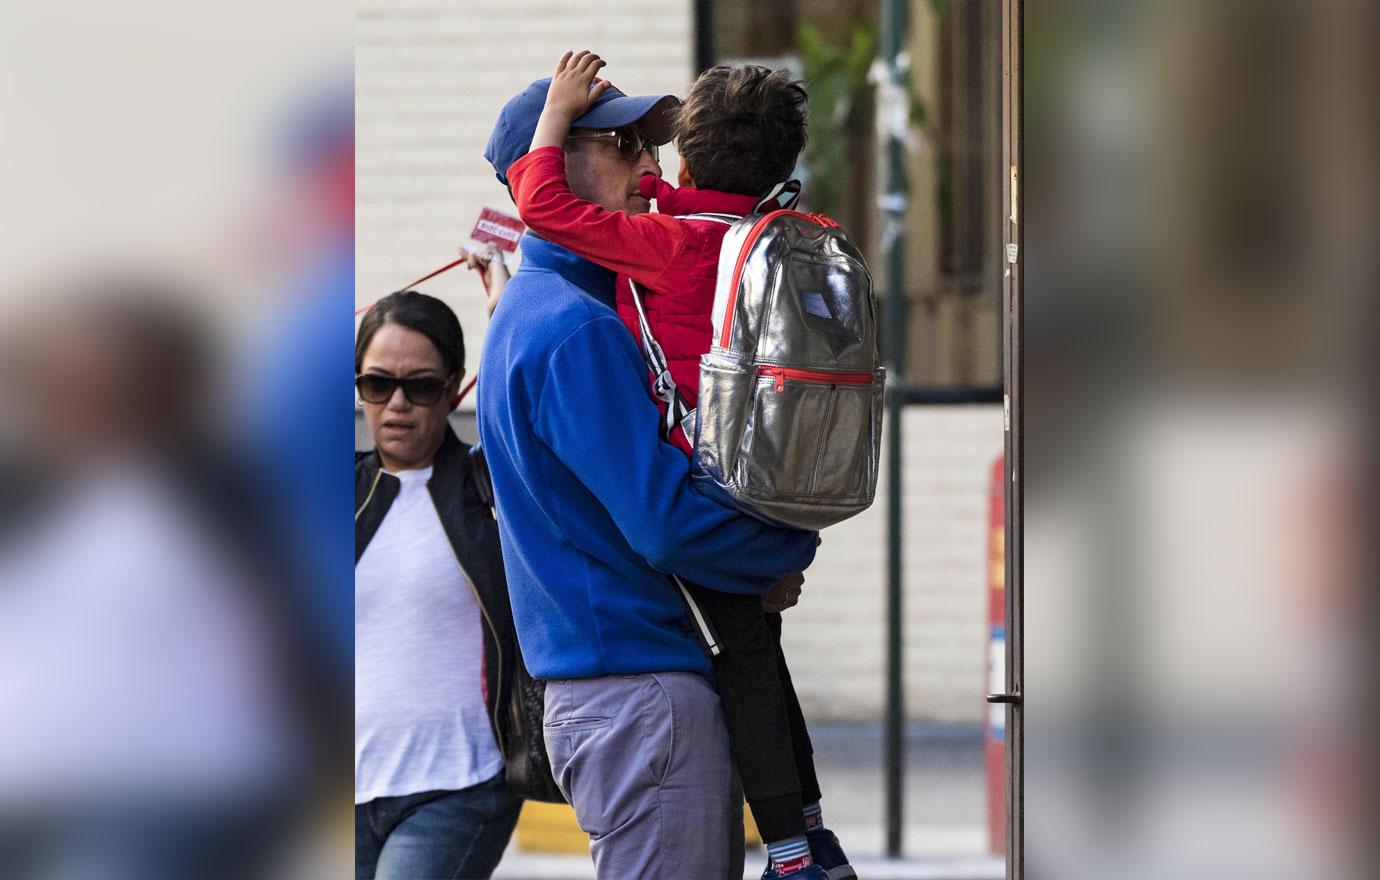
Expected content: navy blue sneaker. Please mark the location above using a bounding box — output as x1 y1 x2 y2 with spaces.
807 829 858 880
760 858 828 879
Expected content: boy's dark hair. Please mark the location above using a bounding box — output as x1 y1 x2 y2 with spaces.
355 290 465 377
675 65 807 198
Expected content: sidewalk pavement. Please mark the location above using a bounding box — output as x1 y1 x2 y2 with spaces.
494 721 1005 880
492 848 1004 879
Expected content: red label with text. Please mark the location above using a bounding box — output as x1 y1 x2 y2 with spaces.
470 208 525 252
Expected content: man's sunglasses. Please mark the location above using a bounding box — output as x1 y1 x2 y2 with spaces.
565 127 659 163
355 373 454 406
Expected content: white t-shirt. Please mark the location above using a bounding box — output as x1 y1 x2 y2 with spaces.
355 466 503 804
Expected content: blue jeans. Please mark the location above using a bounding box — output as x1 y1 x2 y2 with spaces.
0 799 292 880
355 773 522 880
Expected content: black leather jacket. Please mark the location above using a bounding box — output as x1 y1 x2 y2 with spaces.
355 430 562 803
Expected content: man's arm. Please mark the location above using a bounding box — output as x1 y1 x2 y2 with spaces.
534 315 817 593
458 245 508 318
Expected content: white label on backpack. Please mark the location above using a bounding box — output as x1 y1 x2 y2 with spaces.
801 292 831 319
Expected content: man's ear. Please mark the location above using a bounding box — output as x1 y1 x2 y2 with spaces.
677 156 695 188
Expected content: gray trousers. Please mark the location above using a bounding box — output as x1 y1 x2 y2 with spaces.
543 672 745 880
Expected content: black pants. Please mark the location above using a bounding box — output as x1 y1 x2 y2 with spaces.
685 583 822 844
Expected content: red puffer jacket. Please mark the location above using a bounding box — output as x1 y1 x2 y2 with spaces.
508 147 777 454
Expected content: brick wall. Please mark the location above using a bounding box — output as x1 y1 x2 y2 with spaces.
357 3 1002 724
357 0 693 371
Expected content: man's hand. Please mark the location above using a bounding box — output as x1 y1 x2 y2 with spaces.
459 245 509 318
761 572 804 614
530 50 610 153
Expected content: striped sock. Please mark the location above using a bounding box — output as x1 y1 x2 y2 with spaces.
767 835 812 875
803 800 824 833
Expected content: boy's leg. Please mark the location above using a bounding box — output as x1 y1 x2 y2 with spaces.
688 583 807 845
543 672 737 880
767 613 857 879
767 612 823 805
729 770 747 878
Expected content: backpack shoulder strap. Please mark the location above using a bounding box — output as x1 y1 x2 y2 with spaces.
624 278 696 444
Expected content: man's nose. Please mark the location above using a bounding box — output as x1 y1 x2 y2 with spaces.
636 149 662 178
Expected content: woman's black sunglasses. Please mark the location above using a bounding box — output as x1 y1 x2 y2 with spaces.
355 373 453 406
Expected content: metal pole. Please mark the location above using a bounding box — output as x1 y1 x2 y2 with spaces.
693 0 715 75
1001 1 1024 876
880 0 910 861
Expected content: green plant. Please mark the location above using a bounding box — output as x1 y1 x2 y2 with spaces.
798 22 876 216
798 21 933 215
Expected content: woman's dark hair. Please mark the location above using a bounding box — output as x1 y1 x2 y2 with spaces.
354 290 464 376
675 65 808 198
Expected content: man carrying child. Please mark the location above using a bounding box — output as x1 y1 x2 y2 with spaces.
480 52 857 880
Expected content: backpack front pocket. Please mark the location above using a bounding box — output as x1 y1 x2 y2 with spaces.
738 367 881 505
696 354 756 485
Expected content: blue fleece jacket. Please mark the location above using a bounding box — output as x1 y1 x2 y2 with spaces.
478 234 817 680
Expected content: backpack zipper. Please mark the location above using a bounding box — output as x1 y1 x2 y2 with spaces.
759 365 875 392
719 210 841 348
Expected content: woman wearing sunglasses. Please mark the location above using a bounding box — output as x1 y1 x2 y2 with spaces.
354 291 545 879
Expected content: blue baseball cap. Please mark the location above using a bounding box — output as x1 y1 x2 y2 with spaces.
484 77 681 186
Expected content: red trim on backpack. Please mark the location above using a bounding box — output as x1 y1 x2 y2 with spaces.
718 210 843 347
719 210 793 348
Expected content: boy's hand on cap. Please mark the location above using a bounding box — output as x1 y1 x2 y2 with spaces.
546 50 610 120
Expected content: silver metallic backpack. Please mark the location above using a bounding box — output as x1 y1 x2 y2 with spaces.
690 208 884 530
628 201 884 531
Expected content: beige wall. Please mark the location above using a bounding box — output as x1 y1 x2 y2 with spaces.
356 0 694 377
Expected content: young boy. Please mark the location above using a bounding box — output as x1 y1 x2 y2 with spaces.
504 51 856 880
